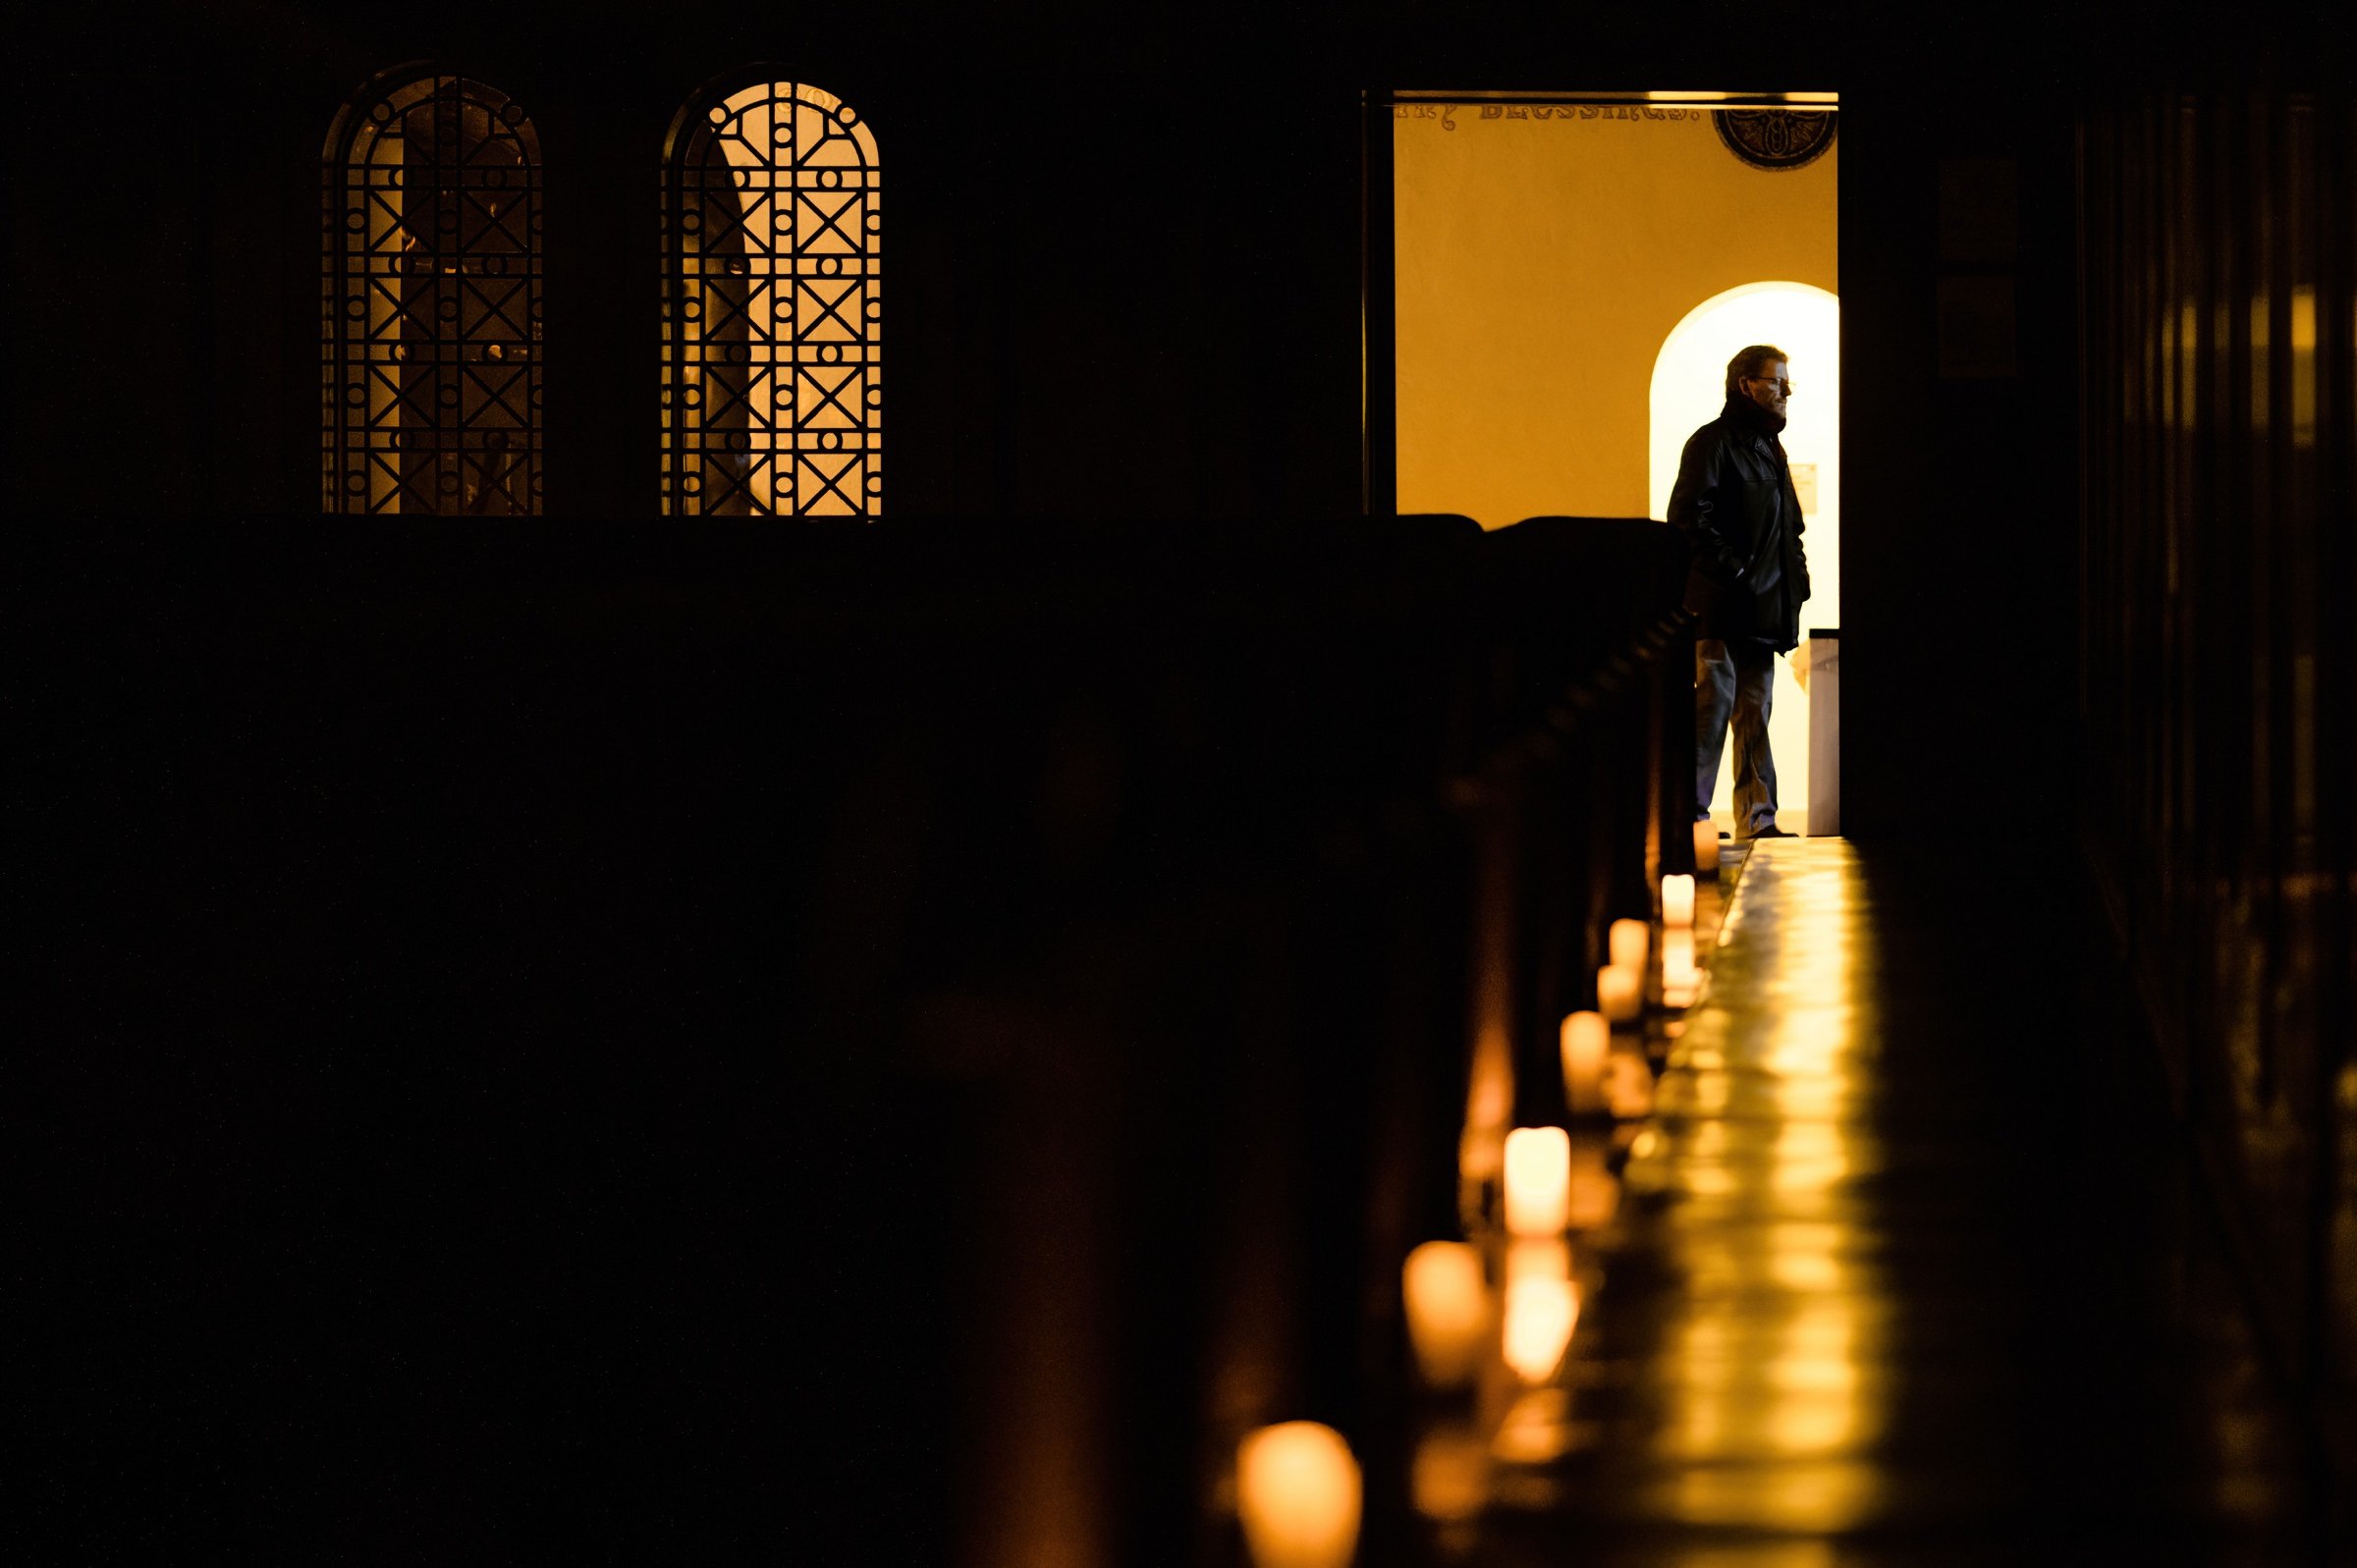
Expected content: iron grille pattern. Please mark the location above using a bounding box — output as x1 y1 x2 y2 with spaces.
663 79 880 515
324 74 542 515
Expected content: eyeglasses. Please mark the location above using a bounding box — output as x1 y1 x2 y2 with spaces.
1745 376 1795 394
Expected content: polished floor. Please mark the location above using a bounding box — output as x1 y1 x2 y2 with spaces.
1438 838 2309 1567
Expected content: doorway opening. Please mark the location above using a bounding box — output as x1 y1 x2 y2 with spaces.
1650 282 1839 823
1377 89 1838 834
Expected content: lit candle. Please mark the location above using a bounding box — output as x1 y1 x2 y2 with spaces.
1559 1011 1609 1114
1693 819 1721 878
1597 964 1641 1024
1502 1126 1571 1235
1662 873 1696 928
1237 1422 1362 1568
1609 917 1649 971
1661 926 1699 1008
1400 1241 1488 1388
1500 1277 1579 1384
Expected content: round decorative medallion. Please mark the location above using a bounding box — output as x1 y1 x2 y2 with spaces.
1714 110 1837 171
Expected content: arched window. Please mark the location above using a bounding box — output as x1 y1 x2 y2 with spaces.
663 75 880 516
324 70 542 515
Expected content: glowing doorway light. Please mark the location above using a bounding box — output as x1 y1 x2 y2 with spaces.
1649 282 1839 824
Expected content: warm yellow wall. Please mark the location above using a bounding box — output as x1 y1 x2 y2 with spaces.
1396 108 1836 526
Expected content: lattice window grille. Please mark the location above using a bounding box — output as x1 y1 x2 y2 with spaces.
663 79 880 516
324 73 543 515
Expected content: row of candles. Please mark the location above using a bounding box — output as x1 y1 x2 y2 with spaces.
1233 817 1727 1566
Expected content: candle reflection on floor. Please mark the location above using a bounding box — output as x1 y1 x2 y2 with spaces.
1410 1421 1491 1523
1506 1236 1570 1286
1565 1133 1621 1227
1601 1048 1656 1120
1630 843 1890 1535
1501 1278 1579 1384
1410 841 1915 1549
1493 1387 1577 1464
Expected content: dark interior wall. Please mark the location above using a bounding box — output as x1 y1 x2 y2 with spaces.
10 0 2096 840
2081 81 2357 1495
6 1 1374 522
13 3 2355 1558
11 3 2087 520
11 5 2339 816
1837 69 2083 838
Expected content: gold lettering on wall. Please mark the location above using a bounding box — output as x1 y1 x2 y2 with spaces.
1419 104 1704 126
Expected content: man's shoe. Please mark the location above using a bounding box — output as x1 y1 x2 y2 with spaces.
1744 825 1797 839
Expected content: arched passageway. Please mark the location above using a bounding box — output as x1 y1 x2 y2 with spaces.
1650 281 1839 827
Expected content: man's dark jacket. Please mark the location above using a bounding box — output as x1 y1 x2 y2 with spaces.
1666 397 1812 652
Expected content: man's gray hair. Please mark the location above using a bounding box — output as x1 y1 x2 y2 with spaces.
1725 345 1789 400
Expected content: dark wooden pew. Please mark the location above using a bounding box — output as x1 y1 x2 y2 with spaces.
22 513 1689 1562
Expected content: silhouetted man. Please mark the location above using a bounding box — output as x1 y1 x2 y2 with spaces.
1668 345 1812 840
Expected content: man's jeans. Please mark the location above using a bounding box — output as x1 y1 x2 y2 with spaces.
1696 638 1780 838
